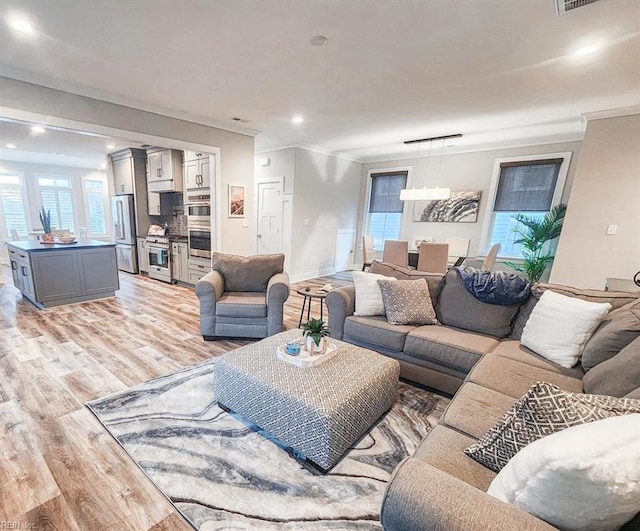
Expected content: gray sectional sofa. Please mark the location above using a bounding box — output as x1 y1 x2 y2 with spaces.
326 261 640 530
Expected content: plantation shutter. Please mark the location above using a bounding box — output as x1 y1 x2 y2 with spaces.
494 159 562 212
0 186 28 235
369 172 407 213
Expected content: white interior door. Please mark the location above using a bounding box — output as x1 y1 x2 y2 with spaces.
257 181 283 255
335 229 356 272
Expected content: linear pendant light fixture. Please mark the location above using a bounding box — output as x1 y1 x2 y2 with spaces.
399 133 462 201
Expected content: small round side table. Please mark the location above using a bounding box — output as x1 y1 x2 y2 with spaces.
296 287 328 327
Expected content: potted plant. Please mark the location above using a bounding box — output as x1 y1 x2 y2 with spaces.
39 207 54 243
505 203 567 283
301 318 330 354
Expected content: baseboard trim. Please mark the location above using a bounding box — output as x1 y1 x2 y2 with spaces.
290 267 336 284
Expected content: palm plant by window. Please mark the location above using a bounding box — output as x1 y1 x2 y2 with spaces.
505 203 567 283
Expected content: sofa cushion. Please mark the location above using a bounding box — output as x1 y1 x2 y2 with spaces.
581 299 640 371
413 425 496 492
583 336 640 397
520 291 611 368
487 414 640 531
465 382 640 473
468 355 583 398
378 279 439 326
404 326 499 373
510 283 639 340
436 270 520 338
352 271 396 316
216 292 267 318
491 340 586 378
441 382 516 439
212 252 284 292
343 315 416 351
369 261 445 301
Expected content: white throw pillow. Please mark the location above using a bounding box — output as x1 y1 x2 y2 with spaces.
488 414 640 531
521 290 611 368
352 271 396 316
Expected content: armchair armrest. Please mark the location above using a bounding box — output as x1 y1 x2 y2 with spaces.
195 270 224 338
266 271 290 336
326 285 356 340
381 459 556 531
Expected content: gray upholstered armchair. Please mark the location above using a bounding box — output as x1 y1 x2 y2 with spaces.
195 252 290 339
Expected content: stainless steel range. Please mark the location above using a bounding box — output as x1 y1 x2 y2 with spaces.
146 225 171 283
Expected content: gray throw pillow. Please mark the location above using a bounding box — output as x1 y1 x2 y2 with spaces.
212 252 284 292
583 336 640 397
369 260 446 302
465 381 640 473
581 299 640 371
436 270 520 338
378 279 439 326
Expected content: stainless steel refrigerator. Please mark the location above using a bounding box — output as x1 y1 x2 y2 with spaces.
111 195 138 273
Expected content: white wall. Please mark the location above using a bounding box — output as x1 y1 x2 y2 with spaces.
359 141 582 264
255 148 362 280
0 76 255 255
0 160 109 261
551 114 640 289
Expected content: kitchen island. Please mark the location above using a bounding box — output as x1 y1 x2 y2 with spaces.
7 239 119 309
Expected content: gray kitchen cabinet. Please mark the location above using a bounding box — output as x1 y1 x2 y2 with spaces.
7 241 120 308
188 256 210 284
171 241 189 283
110 148 146 195
183 151 211 189
147 191 172 216
146 148 183 192
137 237 148 273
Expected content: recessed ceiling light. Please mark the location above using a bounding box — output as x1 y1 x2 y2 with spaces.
292 115 304 124
310 35 329 47
574 44 600 56
31 125 45 134
106 143 116 150
8 17 35 34
6 143 16 149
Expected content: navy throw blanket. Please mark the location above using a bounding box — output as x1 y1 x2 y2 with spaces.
455 267 531 306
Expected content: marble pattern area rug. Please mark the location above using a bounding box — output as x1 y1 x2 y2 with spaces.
87 359 449 530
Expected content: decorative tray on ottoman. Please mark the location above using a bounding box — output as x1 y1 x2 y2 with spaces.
276 343 338 368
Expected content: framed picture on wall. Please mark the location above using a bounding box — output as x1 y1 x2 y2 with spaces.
412 190 481 223
228 184 245 218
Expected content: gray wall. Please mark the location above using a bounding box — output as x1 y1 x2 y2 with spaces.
359 141 582 264
0 76 255 256
551 113 640 289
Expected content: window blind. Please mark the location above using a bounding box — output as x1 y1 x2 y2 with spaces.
494 159 562 212
369 172 407 213
0 186 28 235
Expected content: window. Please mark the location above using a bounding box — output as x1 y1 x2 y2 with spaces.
367 171 407 249
38 176 75 233
83 179 108 236
485 156 568 258
0 174 29 238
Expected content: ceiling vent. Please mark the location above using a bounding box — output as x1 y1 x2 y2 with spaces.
556 0 600 14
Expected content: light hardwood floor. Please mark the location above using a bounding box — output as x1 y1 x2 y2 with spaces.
0 267 353 530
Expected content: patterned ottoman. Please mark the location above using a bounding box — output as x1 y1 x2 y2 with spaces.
213 329 400 471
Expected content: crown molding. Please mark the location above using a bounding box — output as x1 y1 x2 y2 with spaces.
255 143 363 163
582 105 640 121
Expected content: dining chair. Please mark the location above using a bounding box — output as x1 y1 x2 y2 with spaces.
383 240 409 268
481 243 501 271
417 243 449 274
362 235 375 271
10 228 20 241
446 237 470 267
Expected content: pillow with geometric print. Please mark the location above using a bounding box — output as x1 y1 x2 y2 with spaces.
378 278 439 326
465 381 640 473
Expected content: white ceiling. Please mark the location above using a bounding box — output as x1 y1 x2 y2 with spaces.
0 0 638 163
